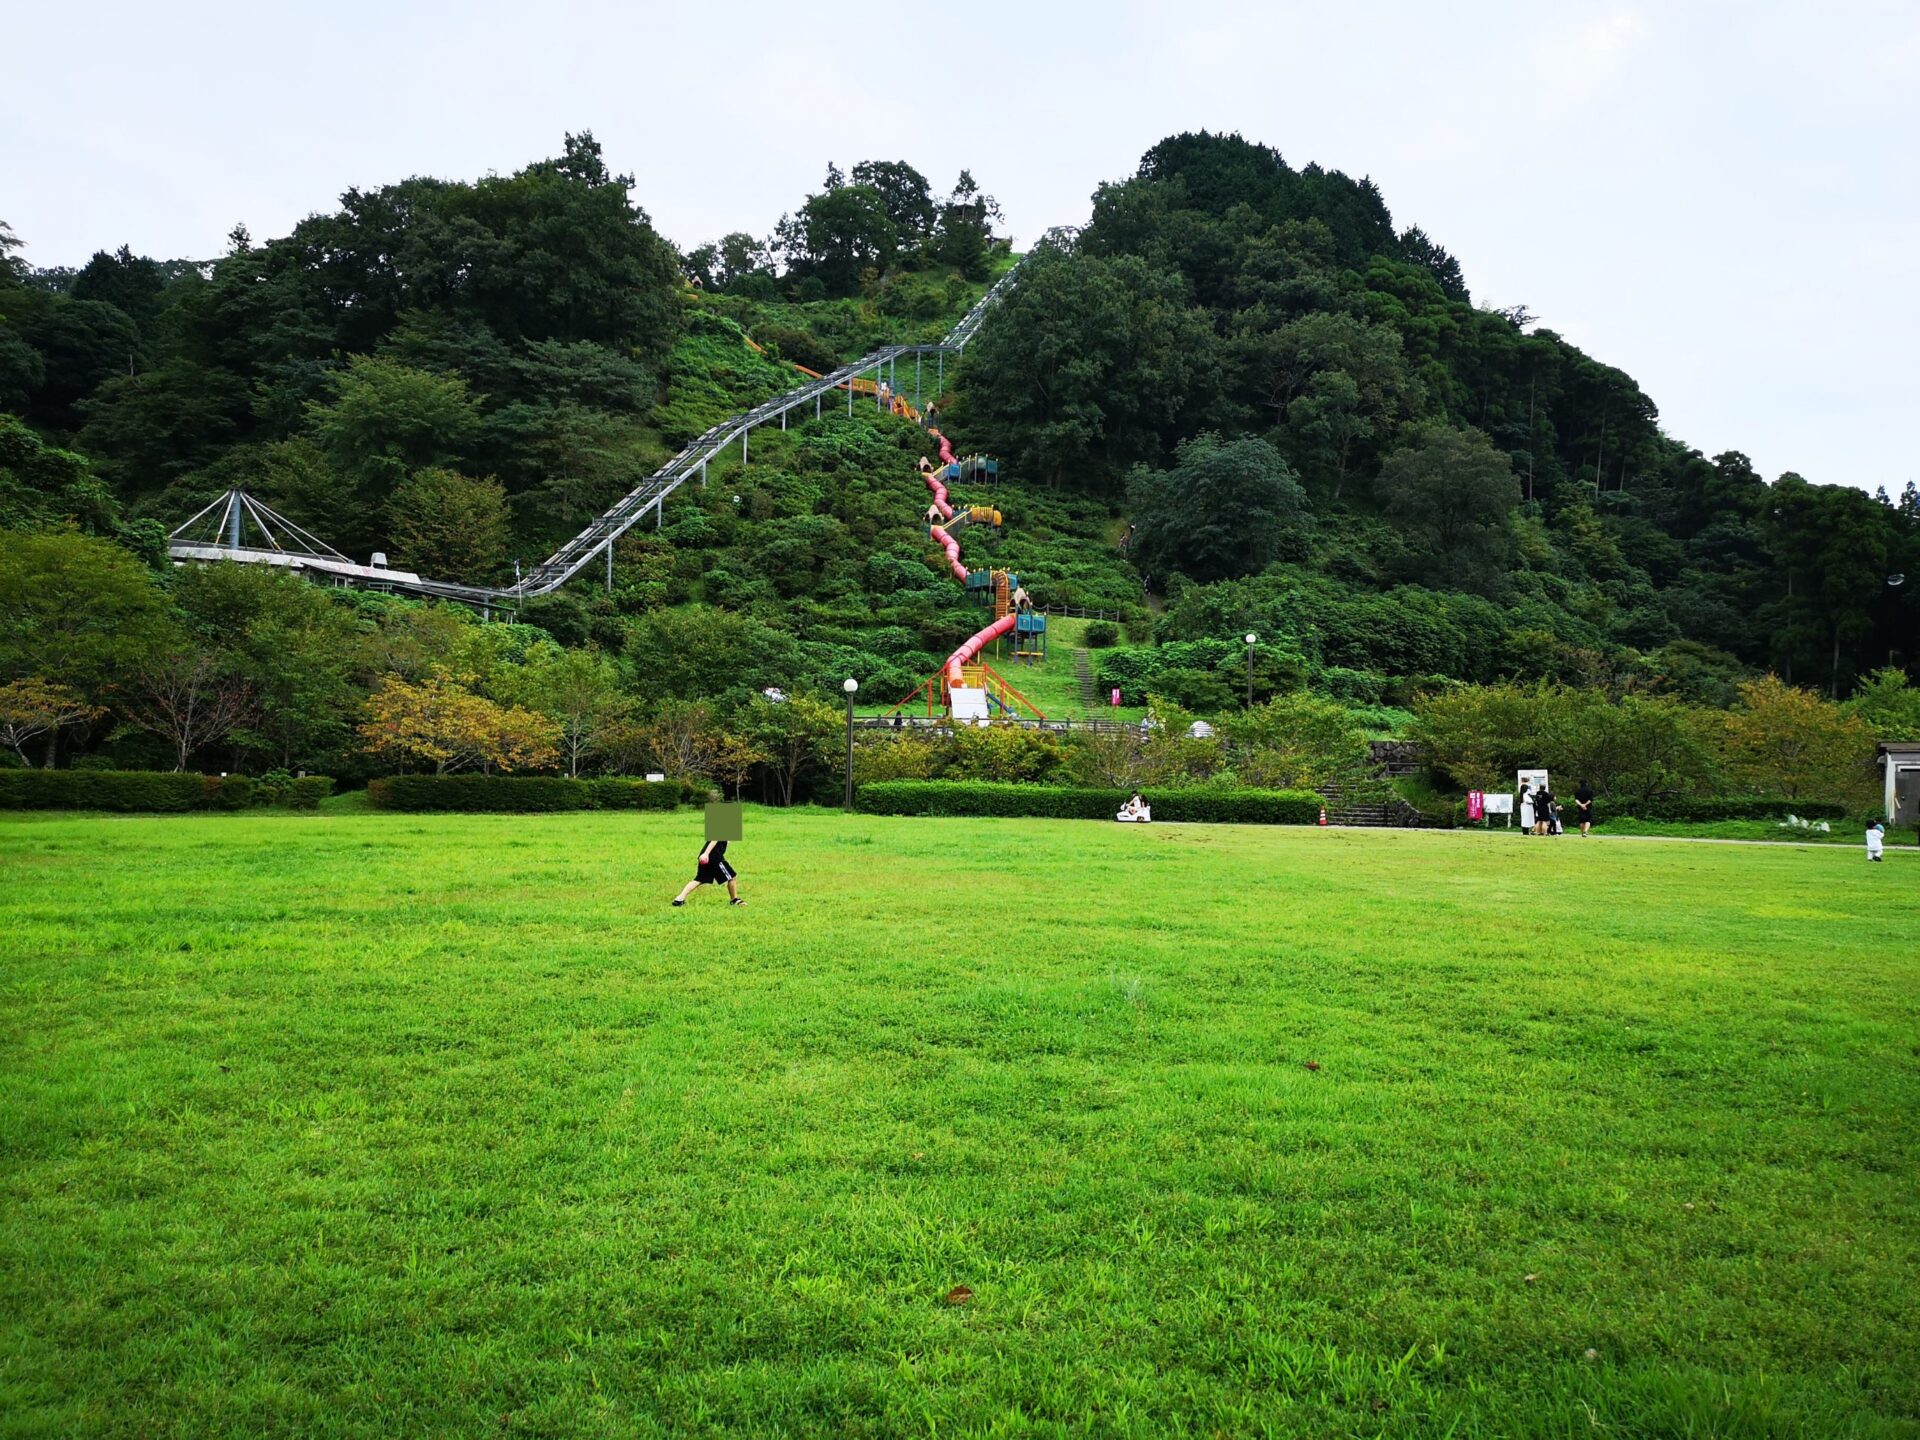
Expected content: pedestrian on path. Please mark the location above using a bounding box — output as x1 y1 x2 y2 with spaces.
1575 781 1595 836
1867 822 1885 862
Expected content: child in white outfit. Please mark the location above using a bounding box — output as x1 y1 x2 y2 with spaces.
1865 823 1884 862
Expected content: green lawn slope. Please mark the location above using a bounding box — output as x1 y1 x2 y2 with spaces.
3 811 1915 1437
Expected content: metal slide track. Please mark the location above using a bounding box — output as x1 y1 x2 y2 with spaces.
167 252 1037 607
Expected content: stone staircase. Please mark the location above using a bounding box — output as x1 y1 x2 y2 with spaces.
1073 649 1099 709
1317 742 1437 828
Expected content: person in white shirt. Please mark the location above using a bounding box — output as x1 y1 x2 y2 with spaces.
1866 822 1885 862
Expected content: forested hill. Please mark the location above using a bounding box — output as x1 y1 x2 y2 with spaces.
1 128 1918 789
953 131 1919 704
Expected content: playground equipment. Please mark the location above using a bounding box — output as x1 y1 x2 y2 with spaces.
884 426 1047 723
160 235 1082 606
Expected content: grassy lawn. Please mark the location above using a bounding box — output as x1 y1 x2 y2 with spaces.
1590 817 1919 848
2 810 1917 1438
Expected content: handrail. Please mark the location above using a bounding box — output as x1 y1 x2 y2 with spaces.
168 256 1035 604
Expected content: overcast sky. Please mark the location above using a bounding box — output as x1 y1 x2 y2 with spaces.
5 0 1915 494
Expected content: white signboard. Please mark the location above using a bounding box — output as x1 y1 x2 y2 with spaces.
1483 793 1513 814
1517 768 1549 794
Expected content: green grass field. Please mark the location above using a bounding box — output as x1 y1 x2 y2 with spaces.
3 810 1917 1438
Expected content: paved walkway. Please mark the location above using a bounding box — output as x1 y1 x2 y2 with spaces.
1340 825 1913 853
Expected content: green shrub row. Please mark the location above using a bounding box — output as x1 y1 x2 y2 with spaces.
1621 796 1848 823
0 770 333 812
858 781 1324 825
366 774 713 813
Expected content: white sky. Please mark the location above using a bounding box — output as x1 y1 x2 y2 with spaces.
4 0 1915 494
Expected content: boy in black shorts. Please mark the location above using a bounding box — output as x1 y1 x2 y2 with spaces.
673 838 742 907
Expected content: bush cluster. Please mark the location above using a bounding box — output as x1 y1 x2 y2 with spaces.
858 780 1323 824
0 770 333 812
366 774 712 813
1620 797 1848 823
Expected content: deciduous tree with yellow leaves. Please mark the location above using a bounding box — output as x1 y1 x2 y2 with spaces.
358 671 559 775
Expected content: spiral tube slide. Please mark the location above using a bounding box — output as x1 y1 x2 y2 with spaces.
944 613 1018 688
918 426 1018 688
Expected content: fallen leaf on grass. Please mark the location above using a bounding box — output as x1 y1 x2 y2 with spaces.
946 1285 973 1306
1304 1060 1321 1072
1524 1273 1538 1284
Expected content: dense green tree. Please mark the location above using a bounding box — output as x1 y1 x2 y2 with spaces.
1846 667 1920 741
75 358 247 489
851 161 936 245
303 355 479 542
777 184 898 297
386 467 512 579
1130 433 1311 583
1375 424 1517 593
17 298 143 430
71 246 170 329
168 561 362 772
958 241 1215 486
1247 312 1418 497
0 529 172 762
0 415 119 534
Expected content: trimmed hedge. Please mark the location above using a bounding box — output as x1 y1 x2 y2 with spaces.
1622 796 1849 823
0 769 213 811
366 774 712 813
858 781 1324 825
284 777 335 810
0 769 339 812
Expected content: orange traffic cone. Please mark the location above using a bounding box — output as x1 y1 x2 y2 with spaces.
1318 805 1328 826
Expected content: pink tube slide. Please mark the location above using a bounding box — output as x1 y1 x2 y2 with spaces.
929 524 967 581
944 613 1017 687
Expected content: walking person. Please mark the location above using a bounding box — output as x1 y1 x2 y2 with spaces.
1866 821 1886 863
1533 783 1554 836
1518 783 1535 835
1574 781 1595 836
673 837 743 907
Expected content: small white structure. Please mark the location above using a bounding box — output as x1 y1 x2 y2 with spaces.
1188 721 1215 739
1878 742 1920 824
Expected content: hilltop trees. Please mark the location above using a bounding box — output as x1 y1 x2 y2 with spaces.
1 134 683 560
958 130 1918 695
707 161 1005 299
955 242 1214 485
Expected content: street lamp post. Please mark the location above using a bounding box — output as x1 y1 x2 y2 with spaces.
1244 633 1258 708
842 677 859 812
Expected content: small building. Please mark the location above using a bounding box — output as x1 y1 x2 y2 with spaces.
1878 741 1920 824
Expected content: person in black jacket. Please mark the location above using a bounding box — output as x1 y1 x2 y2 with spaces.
1574 781 1596 836
1534 784 1555 836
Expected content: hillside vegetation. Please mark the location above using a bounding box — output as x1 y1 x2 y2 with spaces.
2 131 1917 807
